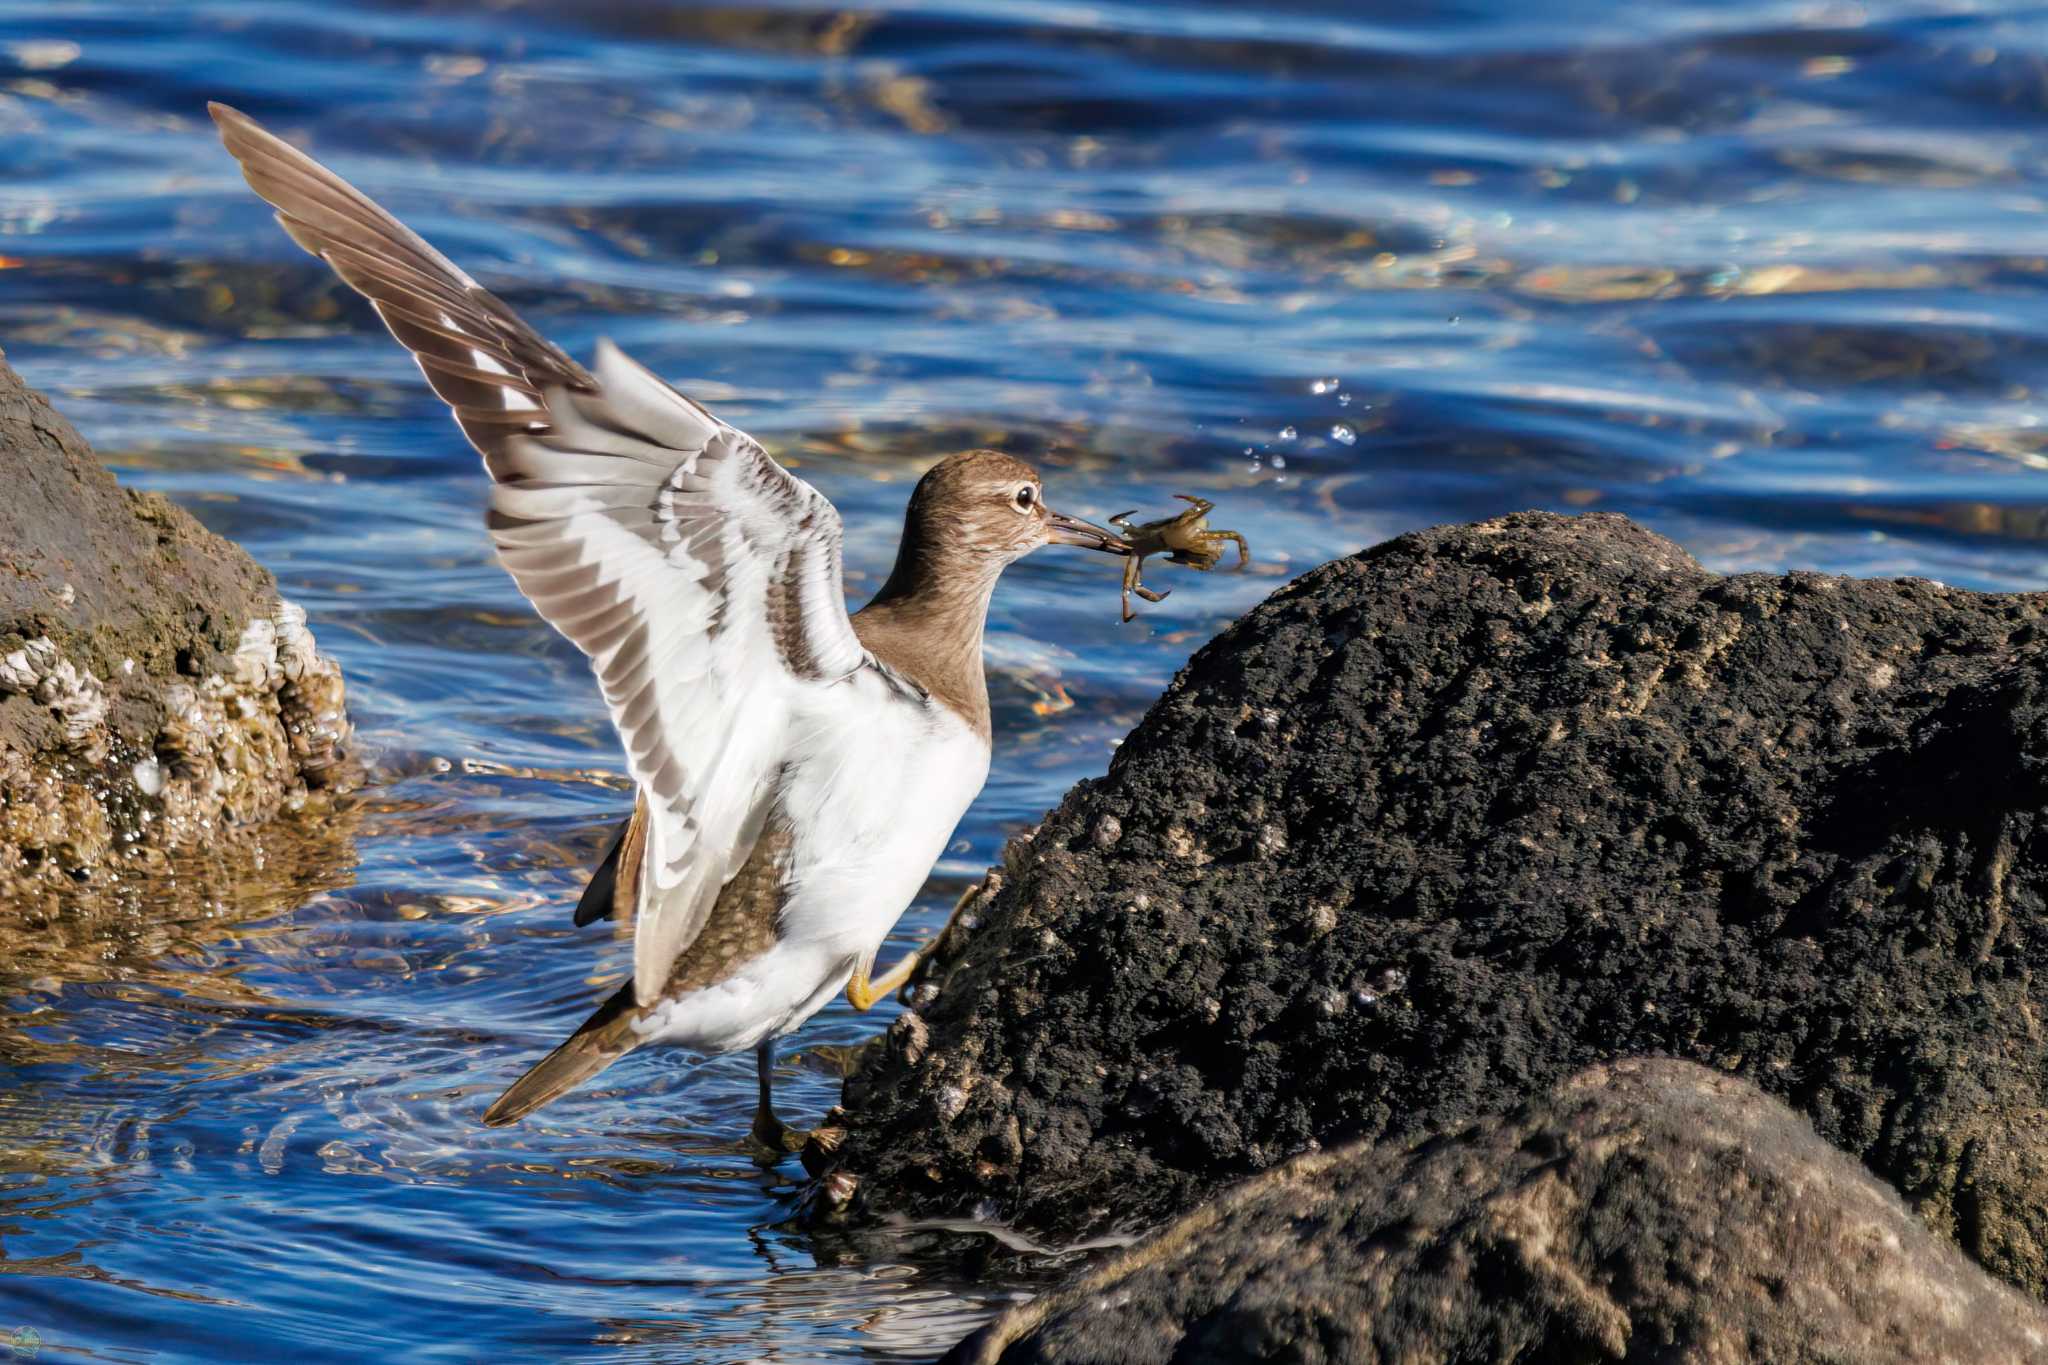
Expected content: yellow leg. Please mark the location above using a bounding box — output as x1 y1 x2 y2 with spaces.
845 952 923 1012
845 877 991 1011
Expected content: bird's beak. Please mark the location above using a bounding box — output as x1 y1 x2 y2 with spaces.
1045 510 1130 554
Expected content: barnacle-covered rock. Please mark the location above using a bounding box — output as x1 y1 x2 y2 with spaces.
0 354 356 889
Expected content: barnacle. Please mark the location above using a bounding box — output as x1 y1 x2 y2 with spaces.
0 598 356 890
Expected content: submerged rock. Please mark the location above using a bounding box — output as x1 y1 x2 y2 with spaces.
943 1059 2048 1365
0 355 353 890
824 511 2048 1297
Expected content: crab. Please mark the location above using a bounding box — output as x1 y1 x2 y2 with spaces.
1108 495 1250 622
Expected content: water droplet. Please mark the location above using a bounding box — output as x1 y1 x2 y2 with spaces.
1271 454 1287 469
1330 424 1357 446
1309 377 1340 395
1447 315 1461 325
1337 392 1353 406
1278 425 1297 441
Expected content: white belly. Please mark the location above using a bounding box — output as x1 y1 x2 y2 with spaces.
636 671 990 1053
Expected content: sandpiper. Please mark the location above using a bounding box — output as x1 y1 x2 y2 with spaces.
210 103 1129 1149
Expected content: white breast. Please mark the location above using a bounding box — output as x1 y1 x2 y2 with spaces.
776 670 991 958
635 668 990 1054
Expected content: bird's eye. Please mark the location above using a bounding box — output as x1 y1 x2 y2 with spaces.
1014 485 1038 511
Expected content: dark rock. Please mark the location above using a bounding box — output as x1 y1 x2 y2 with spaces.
0 353 353 889
826 511 2048 1297
942 1059 2048 1365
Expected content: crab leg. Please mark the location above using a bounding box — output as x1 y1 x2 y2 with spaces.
1121 554 1172 621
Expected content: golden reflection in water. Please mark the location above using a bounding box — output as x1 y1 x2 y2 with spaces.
1847 499 2048 542
0 799 364 1043
1939 422 2048 472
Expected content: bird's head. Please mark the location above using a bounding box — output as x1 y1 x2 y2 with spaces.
898 449 1126 578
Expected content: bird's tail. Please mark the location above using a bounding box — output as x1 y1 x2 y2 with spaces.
482 981 643 1127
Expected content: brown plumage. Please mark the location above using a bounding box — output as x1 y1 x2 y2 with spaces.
484 817 794 1126
854 449 1053 739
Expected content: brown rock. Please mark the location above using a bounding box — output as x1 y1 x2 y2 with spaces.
0 352 354 890
945 1059 2048 1365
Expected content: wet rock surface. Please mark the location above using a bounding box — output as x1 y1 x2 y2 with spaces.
824 510 2048 1298
0 354 353 889
942 1059 2048 1365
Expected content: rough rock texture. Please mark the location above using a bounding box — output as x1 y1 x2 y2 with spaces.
0 353 353 888
943 1059 2048 1365
823 511 2048 1298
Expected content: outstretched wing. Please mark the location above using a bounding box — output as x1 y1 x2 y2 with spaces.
212 103 869 1005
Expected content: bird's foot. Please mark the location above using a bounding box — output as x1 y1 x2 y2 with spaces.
748 1107 849 1174
800 1122 846 1179
748 1105 809 1159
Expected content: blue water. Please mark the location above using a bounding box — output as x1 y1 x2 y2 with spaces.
2 1 2046 1359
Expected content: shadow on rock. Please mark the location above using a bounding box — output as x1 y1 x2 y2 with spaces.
944 1059 2048 1365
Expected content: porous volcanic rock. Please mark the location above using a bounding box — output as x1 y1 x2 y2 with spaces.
942 1059 2048 1365
821 510 2048 1297
0 353 353 890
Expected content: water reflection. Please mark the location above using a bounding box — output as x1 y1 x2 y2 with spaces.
2 0 2047 1358
0 806 362 1032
